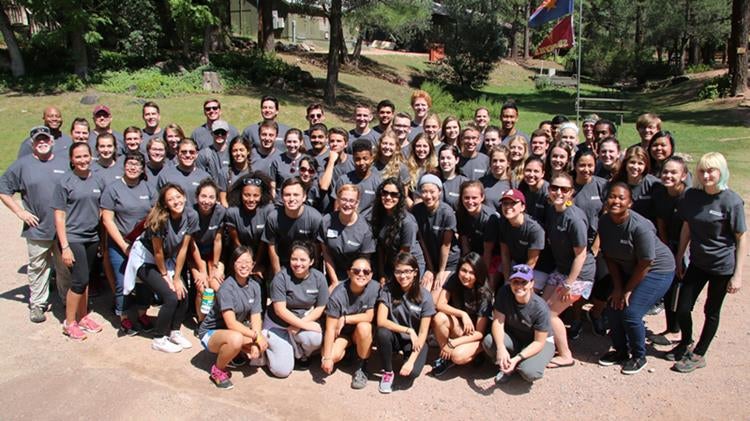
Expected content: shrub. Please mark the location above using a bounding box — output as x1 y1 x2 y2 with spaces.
534 76 553 91
95 68 204 97
697 75 731 100
686 63 713 74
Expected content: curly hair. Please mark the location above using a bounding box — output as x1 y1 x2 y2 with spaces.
227 171 274 210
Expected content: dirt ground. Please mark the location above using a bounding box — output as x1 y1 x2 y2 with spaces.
0 202 747 421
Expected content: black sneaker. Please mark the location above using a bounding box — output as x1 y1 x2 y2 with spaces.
227 355 248 369
295 357 311 370
621 357 647 375
567 319 583 340
665 342 692 362
431 357 455 377
494 370 512 384
598 350 630 366
648 332 673 346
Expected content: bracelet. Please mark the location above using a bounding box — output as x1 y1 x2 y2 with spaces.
404 327 412 335
517 353 526 361
321 356 332 361
61 244 70 250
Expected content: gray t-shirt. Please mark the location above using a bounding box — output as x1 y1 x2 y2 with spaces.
494 284 551 345
91 160 124 186
191 122 239 150
156 165 212 208
88 130 124 155
441 174 469 211
677 188 747 275
574 176 608 246
326 279 380 318
518 181 549 225
480 174 512 211
196 144 230 190
347 129 379 153
459 153 489 181
371 211 426 273
242 121 290 152
197 276 263 337
224 203 274 252
141 207 200 259
598 211 676 276
377 284 436 338
269 153 304 194
318 212 376 280
262 205 323 265
498 215 546 265
331 169 382 213
51 171 106 242
268 267 329 327
653 183 687 249
629 174 660 223
412 202 460 272
0 154 69 240
457 204 500 255
100 179 156 236
545 205 596 281
250 147 280 178
442 274 492 320
193 203 226 257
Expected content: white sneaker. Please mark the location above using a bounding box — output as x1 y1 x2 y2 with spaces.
169 330 193 349
152 336 182 353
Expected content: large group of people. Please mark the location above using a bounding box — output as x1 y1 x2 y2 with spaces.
0 94 744 392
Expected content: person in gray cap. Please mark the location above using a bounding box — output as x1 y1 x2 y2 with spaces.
196 119 231 204
0 126 71 323
191 99 239 150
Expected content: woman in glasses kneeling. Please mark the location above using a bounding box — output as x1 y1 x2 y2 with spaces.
482 264 554 383
320 257 380 389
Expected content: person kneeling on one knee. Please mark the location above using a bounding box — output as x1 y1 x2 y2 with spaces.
483 264 555 383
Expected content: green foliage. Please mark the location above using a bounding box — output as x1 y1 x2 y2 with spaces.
95 68 204 97
534 76 553 91
428 0 508 89
346 0 432 45
420 81 498 120
686 64 713 74
106 0 162 63
696 75 731 100
0 73 87 94
209 51 308 90
168 0 217 53
21 30 70 75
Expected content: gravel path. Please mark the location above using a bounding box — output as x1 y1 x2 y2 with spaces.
0 201 747 420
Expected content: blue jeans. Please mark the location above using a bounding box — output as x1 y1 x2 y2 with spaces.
606 271 674 359
109 243 128 316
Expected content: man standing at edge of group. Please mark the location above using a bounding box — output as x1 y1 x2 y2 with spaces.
0 126 71 323
17 107 72 159
191 98 239 150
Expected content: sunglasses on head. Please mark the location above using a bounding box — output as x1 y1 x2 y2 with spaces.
244 178 263 186
512 265 532 274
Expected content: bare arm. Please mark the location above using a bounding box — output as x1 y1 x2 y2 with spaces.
101 209 129 253
1 193 39 227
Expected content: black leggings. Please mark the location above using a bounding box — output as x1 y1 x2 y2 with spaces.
676 265 732 356
69 242 99 294
376 327 428 380
137 264 188 338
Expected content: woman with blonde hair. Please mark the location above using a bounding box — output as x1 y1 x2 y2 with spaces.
508 135 529 186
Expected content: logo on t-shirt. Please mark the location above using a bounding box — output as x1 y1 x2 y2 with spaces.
306 289 318 294
709 210 724 218
590 195 600 200
298 229 311 234
139 195 149 200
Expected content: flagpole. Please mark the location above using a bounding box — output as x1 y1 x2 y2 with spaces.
575 0 583 123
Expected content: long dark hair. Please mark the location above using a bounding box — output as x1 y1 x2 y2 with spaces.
390 252 423 305
455 252 493 304
370 177 407 263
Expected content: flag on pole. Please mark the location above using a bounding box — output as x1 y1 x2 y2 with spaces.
533 15 575 57
528 0 574 28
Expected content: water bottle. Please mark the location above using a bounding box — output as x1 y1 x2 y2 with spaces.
200 288 215 314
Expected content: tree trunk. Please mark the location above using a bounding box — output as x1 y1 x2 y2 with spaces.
729 0 749 95
156 0 180 49
351 32 364 67
0 7 24 77
338 22 348 64
523 1 531 59
70 28 88 78
324 0 343 106
258 0 275 52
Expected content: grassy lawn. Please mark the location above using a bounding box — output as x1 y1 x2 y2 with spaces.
1 53 748 197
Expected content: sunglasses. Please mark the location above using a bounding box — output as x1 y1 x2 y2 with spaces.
299 167 315 174
308 113 323 119
549 184 572 194
381 190 400 198
204 106 220 111
512 265 532 274
179 150 197 156
213 130 227 137
243 178 263 186
501 199 520 207
350 268 372 276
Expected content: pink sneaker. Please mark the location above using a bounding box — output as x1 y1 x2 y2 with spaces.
210 365 234 389
79 314 103 333
63 321 87 341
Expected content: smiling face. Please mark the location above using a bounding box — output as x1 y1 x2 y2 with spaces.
378 106 394 126
379 136 396 158
96 137 115 160
353 150 373 176
660 160 686 188
147 141 166 164
197 185 218 215
348 258 373 290
420 182 440 209
289 247 313 278
242 184 262 212
337 188 359 216
626 157 646 181
165 128 182 152
259 126 277 150
461 129 480 154
380 183 401 211
439 149 459 174
308 129 327 153
392 117 411 142
474 109 489 129
285 132 302 156
606 184 631 217
550 147 569 172
501 108 518 131
523 160 544 186
94 111 111 130
354 106 372 130
559 128 578 150
594 123 612 141
575 154 596 184
164 187 186 215
306 107 324 125
484 131 501 149
234 252 254 280
178 143 198 167
501 198 524 220
412 98 429 119
71 123 89 143
394 263 416 291
32 135 54 157
598 141 619 168
298 160 316 183
638 123 659 143
510 275 534 300
282 183 306 212
423 118 440 140
204 101 221 122
582 121 595 141
413 138 430 161
143 106 160 129
443 120 460 142
328 132 346 153
231 142 249 166
125 131 143 152
461 185 484 214
548 175 573 209
649 136 673 162
43 108 63 130
698 166 721 190
70 145 92 172
530 136 548 157
457 263 477 289
261 100 278 120
123 158 144 181
509 140 525 163
490 151 509 178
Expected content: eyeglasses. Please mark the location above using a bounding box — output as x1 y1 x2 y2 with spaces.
394 269 415 276
243 178 263 186
350 268 372 276
381 190 400 199
299 167 315 174
204 106 220 111
125 161 143 168
549 184 572 194
179 150 197 156
339 198 357 205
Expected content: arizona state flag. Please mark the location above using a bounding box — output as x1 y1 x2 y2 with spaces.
533 15 575 56
529 0 574 28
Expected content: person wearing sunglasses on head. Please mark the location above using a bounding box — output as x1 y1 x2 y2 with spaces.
156 138 212 208
321 257 380 389
482 263 555 384
191 99 239 150
319 184 375 291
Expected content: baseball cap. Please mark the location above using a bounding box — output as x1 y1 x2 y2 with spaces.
93 105 111 116
212 120 230 134
501 189 525 205
30 125 52 141
509 264 534 283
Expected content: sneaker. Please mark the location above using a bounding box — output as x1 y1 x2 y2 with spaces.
598 350 630 367
351 368 368 390
151 336 182 353
295 356 311 370
378 371 395 394
567 319 583 340
672 352 706 373
431 357 455 377
210 364 234 390
29 306 46 323
78 314 103 333
62 321 87 341
647 302 664 316
665 342 692 362
119 318 139 336
137 314 155 332
169 330 193 349
227 355 248 369
648 332 673 346
621 357 648 375
494 370 511 384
